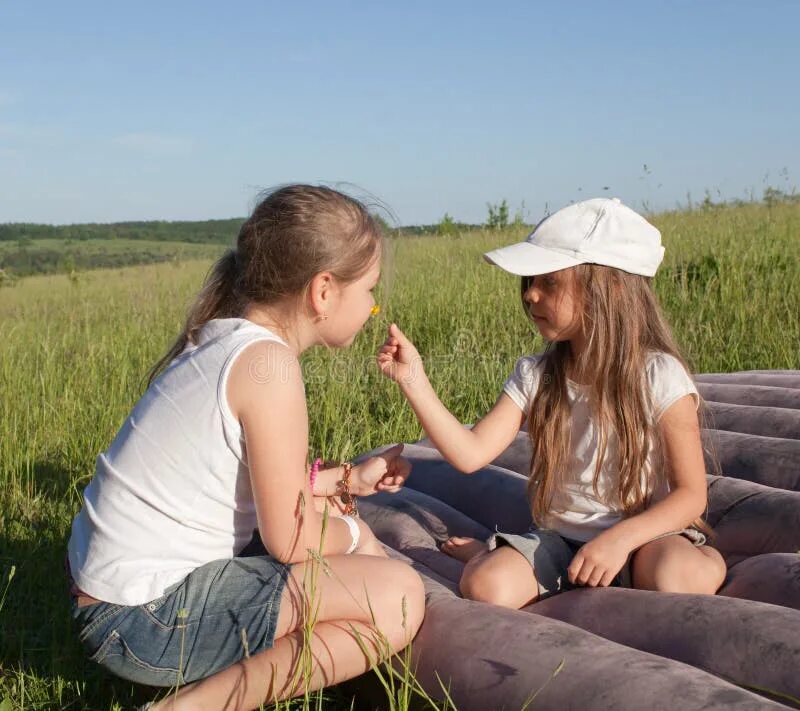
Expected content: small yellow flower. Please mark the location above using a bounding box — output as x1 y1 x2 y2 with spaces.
370 304 381 316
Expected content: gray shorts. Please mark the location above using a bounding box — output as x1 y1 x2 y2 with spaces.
71 535 290 687
489 526 706 598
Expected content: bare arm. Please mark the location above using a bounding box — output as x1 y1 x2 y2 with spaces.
601 394 706 548
228 340 372 564
378 323 525 473
568 394 707 586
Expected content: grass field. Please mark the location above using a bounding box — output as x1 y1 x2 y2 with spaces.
1 201 799 709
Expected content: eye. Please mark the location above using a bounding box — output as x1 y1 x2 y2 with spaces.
534 274 557 288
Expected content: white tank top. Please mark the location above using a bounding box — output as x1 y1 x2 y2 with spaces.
67 318 288 605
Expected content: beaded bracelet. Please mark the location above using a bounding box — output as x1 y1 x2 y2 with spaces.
337 462 358 517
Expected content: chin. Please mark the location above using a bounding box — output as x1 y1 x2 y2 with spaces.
537 327 569 343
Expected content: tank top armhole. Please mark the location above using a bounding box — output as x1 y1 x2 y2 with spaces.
217 335 290 433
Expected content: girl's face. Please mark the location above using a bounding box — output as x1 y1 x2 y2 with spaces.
319 254 381 348
522 268 584 345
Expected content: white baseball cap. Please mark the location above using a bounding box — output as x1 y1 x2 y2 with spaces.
483 198 664 277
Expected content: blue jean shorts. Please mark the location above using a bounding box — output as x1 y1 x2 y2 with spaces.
490 526 706 598
71 542 290 687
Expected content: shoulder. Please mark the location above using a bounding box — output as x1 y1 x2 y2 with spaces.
645 351 698 421
227 339 304 421
510 353 546 383
645 351 691 384
503 353 546 411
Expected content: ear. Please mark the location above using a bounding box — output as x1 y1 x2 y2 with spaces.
308 271 337 317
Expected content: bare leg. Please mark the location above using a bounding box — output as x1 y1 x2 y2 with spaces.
445 539 540 609
153 555 425 711
632 537 727 594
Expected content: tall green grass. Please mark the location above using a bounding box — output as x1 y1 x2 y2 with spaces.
0 202 798 709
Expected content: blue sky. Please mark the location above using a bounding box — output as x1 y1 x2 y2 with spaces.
1 1 798 226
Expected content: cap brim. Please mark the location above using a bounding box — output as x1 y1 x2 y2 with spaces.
483 242 585 276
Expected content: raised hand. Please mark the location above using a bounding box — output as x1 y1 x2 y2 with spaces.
376 323 424 385
352 443 412 496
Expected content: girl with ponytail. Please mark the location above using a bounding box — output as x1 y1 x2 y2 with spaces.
67 185 424 710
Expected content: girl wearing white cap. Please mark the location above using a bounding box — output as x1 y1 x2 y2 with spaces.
378 198 727 607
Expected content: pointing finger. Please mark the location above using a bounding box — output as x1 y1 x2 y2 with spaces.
389 323 412 346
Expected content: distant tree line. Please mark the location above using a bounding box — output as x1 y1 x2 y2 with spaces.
0 218 244 244
0 248 214 278
0 216 492 242
1 187 795 247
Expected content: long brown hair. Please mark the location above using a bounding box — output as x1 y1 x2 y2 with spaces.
147 184 383 386
523 265 703 526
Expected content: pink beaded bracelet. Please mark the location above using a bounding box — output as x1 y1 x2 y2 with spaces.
309 458 323 489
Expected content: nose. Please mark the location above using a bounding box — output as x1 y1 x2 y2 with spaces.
524 285 540 303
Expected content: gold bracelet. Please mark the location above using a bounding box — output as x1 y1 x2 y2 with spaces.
336 462 358 517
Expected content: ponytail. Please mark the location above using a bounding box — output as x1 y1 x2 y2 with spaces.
146 249 241 387
145 184 382 389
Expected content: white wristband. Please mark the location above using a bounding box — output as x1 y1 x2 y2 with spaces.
340 515 360 555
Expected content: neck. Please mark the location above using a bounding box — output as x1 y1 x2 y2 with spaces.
566 331 589 383
240 301 317 356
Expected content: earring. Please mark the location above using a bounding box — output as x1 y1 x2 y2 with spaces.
314 314 328 323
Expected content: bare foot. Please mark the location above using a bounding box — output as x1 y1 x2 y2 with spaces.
441 536 488 563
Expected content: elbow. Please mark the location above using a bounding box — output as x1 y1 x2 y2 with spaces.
437 451 479 474
454 456 486 475
692 499 708 523
260 534 312 565
683 486 708 523
274 546 316 565
266 546 297 565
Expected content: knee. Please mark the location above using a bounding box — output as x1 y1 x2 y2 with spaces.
639 548 727 594
655 570 723 595
693 549 728 593
459 566 519 608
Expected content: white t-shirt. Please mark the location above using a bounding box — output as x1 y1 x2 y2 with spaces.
503 352 699 542
67 318 288 606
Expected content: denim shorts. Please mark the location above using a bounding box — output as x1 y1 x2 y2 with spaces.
490 526 706 598
71 544 290 687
